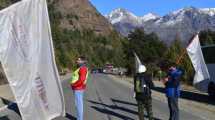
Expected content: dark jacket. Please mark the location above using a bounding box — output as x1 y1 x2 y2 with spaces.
134 73 154 98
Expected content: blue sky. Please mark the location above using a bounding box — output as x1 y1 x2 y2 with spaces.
90 0 215 16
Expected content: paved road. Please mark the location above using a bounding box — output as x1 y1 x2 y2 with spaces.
1 74 205 120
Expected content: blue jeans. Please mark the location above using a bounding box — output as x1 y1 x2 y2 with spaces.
168 97 179 120
74 90 84 120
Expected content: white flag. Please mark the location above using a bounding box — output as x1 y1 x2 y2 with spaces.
133 52 146 73
186 34 210 85
0 0 65 120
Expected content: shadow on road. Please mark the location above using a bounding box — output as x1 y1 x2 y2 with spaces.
91 105 135 120
111 98 137 107
89 100 138 115
89 100 161 120
111 99 162 120
0 116 10 120
65 113 76 120
153 86 215 105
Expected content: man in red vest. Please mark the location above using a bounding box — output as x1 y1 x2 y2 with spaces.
70 56 88 120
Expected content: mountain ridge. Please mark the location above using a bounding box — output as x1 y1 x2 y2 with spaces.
106 7 215 44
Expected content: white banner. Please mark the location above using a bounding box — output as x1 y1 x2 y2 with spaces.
0 0 65 120
134 52 143 73
186 34 210 85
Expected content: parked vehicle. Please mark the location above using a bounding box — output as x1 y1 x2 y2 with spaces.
103 64 114 74
91 68 98 74
196 45 215 98
91 68 103 74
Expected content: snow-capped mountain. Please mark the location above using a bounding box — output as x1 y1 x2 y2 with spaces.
106 8 142 24
141 13 160 22
106 8 159 36
106 7 215 44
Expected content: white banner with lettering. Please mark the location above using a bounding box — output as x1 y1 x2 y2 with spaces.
0 0 65 119
186 35 210 84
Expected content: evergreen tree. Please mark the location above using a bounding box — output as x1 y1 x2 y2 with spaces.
127 28 167 75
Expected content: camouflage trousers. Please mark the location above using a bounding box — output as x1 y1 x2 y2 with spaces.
137 97 154 120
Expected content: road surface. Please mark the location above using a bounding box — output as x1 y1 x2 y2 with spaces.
1 74 206 120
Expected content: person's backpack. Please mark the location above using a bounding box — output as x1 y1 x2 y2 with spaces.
139 75 151 97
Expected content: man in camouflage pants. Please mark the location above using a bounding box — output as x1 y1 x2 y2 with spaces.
134 65 154 120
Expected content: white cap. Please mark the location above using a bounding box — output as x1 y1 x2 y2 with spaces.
138 65 146 73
